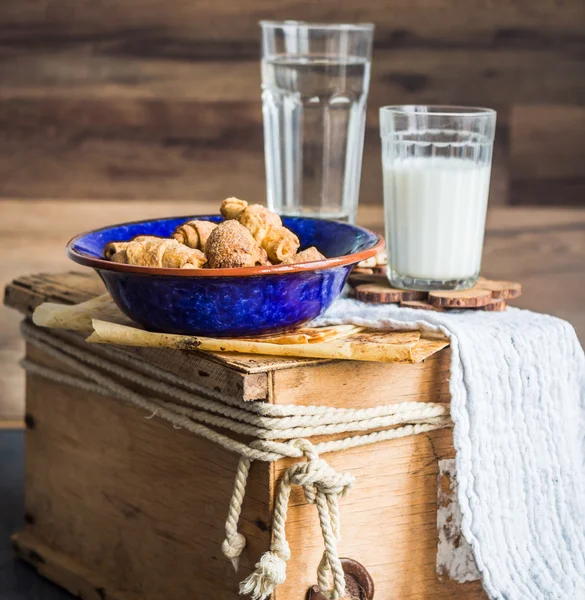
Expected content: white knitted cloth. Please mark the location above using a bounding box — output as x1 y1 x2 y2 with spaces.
314 300 585 600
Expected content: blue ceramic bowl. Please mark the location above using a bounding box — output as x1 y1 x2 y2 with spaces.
66 215 383 337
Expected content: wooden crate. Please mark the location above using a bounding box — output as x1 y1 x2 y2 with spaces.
5 272 487 600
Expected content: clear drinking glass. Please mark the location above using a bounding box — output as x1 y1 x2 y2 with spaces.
261 21 374 223
380 105 497 291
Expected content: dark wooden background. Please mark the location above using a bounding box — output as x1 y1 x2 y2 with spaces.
0 0 584 206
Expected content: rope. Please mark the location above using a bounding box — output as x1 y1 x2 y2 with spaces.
223 456 251 572
240 439 353 600
20 321 452 600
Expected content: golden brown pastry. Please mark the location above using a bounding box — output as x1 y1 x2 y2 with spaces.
262 226 301 263
205 220 270 268
111 238 206 269
237 204 282 242
220 197 248 220
283 246 326 264
104 197 319 269
103 235 161 260
171 220 217 252
104 241 128 260
110 249 128 263
220 200 299 263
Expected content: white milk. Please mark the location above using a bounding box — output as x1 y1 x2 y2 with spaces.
383 157 491 281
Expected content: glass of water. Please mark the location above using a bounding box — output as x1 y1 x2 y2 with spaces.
261 21 374 223
380 105 497 291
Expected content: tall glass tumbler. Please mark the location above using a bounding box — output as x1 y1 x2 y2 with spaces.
261 21 374 222
380 105 497 291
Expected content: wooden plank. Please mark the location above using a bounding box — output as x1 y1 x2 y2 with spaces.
269 343 461 597
510 105 585 180
1 49 583 107
0 44 577 203
42 327 270 401
510 104 585 205
0 199 219 233
13 531 134 600
5 272 105 308
510 179 585 206
271 349 451 406
4 274 102 313
481 218 585 280
0 133 267 202
1 0 583 44
126 346 269 399
273 430 486 599
22 344 272 600
0 97 265 201
483 205 585 231
0 127 507 205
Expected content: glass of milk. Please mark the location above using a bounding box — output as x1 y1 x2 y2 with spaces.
380 105 496 291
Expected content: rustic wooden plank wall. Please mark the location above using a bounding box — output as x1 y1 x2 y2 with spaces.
510 104 585 205
0 0 584 205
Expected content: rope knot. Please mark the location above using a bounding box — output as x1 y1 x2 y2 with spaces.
238 540 290 599
289 458 354 504
239 441 354 599
222 533 246 571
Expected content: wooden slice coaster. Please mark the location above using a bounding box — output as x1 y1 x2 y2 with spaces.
355 283 427 304
352 273 522 311
475 279 522 299
348 273 388 288
480 300 507 312
428 288 493 308
400 300 445 312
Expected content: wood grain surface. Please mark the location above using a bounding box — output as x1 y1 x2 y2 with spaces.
270 352 483 599
354 283 427 303
2 200 585 421
428 289 493 308
2 0 584 41
16 328 484 599
272 431 486 599
19 343 272 600
510 104 585 205
0 0 583 204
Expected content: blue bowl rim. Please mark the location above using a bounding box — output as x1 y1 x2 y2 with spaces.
66 214 385 278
